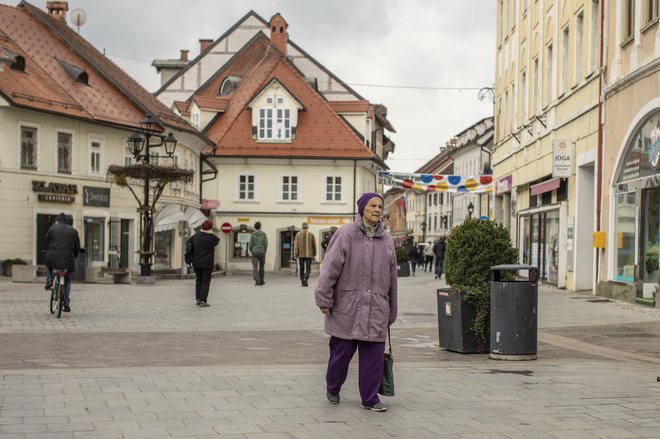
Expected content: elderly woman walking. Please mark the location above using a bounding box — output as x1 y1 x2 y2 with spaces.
315 192 398 412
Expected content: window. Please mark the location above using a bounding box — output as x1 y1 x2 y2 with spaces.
533 58 540 114
238 175 255 200
258 106 290 140
191 112 200 129
503 90 508 135
124 143 134 166
590 0 600 73
544 43 553 107
646 0 659 24
561 27 569 94
510 83 516 131
575 12 584 84
325 176 342 202
624 0 635 41
20 125 38 170
282 175 298 201
89 138 102 175
520 70 527 124
57 131 72 174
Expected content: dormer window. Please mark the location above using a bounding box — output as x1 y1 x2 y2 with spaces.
58 59 89 85
10 54 25 72
248 79 303 143
219 76 241 96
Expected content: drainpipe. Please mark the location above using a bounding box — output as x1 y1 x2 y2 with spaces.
594 0 605 293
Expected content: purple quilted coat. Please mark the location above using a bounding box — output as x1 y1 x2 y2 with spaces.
314 216 398 342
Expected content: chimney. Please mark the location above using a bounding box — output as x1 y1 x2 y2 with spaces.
268 13 288 55
180 50 189 62
199 39 213 54
46 1 68 22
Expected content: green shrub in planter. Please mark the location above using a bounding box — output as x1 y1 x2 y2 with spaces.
395 247 410 263
445 218 518 350
2 258 27 276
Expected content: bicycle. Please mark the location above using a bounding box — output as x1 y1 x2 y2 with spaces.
49 269 68 318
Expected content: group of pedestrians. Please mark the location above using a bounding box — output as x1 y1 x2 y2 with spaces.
41 191 397 413
407 238 446 279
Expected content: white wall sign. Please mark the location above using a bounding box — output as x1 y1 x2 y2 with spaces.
553 140 573 178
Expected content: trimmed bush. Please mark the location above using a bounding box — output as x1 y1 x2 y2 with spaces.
395 247 410 263
444 218 518 350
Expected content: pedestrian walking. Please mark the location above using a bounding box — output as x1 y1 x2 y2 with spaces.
248 221 268 286
408 244 419 276
187 219 220 307
315 192 398 412
320 226 337 258
423 242 434 272
294 222 316 287
433 237 446 280
417 243 425 270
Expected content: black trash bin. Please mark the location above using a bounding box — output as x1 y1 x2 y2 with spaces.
71 248 87 282
490 264 539 360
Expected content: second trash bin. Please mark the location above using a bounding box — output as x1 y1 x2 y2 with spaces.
490 264 539 360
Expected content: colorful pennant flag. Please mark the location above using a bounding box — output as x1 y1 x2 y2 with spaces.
379 171 493 193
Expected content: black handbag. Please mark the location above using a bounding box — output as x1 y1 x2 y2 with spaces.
379 328 395 397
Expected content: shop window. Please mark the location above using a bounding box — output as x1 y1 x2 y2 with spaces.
233 228 253 258
84 217 105 262
613 193 636 282
154 230 172 269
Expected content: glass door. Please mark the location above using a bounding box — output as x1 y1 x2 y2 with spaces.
546 210 560 284
639 188 659 304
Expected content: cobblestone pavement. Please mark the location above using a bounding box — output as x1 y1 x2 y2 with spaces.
1 272 660 438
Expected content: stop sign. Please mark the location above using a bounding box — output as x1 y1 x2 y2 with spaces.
220 222 232 234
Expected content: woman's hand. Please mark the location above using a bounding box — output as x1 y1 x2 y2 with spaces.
319 307 331 316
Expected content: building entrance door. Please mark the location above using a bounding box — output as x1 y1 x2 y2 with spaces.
279 229 297 268
520 209 560 283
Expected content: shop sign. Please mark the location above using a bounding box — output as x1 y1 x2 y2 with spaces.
32 180 78 194
495 175 512 195
32 180 77 204
83 186 110 207
202 199 220 209
307 216 353 225
552 140 573 178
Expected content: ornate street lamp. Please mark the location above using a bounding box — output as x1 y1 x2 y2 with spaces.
129 114 178 277
467 201 475 219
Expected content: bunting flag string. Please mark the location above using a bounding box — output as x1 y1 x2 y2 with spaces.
379 171 493 193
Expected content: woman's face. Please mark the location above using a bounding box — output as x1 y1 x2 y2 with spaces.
363 197 383 226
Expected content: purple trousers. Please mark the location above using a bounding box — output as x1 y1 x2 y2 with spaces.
326 336 385 406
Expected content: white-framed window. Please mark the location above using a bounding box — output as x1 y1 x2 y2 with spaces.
191 111 200 130
258 107 290 140
56 130 73 174
624 0 635 41
19 124 38 170
324 175 342 202
575 12 584 84
646 0 659 24
89 136 103 175
533 58 540 114
561 27 569 95
281 175 299 201
520 70 527 124
544 43 553 107
590 0 600 73
124 141 134 166
238 174 255 200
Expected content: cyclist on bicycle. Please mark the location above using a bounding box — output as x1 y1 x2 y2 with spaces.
45 212 81 312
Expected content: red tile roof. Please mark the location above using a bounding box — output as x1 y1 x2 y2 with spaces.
200 34 376 160
192 96 230 112
328 100 370 113
0 2 200 137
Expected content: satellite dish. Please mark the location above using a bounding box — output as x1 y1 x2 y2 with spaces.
70 9 87 33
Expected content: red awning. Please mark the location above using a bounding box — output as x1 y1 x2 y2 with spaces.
530 177 561 196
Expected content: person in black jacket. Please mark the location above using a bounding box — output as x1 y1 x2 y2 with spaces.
188 219 220 307
408 244 419 276
45 212 81 312
433 237 447 280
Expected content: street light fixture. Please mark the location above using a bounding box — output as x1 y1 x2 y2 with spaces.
128 114 178 277
467 201 474 219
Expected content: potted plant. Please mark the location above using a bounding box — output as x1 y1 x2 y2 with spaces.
437 218 517 353
2 258 27 277
395 246 411 277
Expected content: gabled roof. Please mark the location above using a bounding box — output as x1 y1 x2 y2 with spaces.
0 1 200 136
155 10 366 102
200 36 376 160
192 96 230 112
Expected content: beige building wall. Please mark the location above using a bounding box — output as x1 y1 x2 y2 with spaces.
493 0 601 290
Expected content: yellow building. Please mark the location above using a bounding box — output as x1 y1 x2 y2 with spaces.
493 0 602 290
600 0 659 306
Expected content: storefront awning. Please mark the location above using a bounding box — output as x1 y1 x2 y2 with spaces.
155 205 207 232
185 206 208 229
530 177 561 196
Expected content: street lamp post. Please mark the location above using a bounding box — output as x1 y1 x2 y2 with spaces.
467 201 475 220
126 114 178 276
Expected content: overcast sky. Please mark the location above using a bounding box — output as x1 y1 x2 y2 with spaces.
41 0 496 173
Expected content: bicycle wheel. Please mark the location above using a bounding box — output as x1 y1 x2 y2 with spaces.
56 281 63 318
49 277 59 314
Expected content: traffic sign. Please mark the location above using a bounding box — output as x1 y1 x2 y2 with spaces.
220 222 232 234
